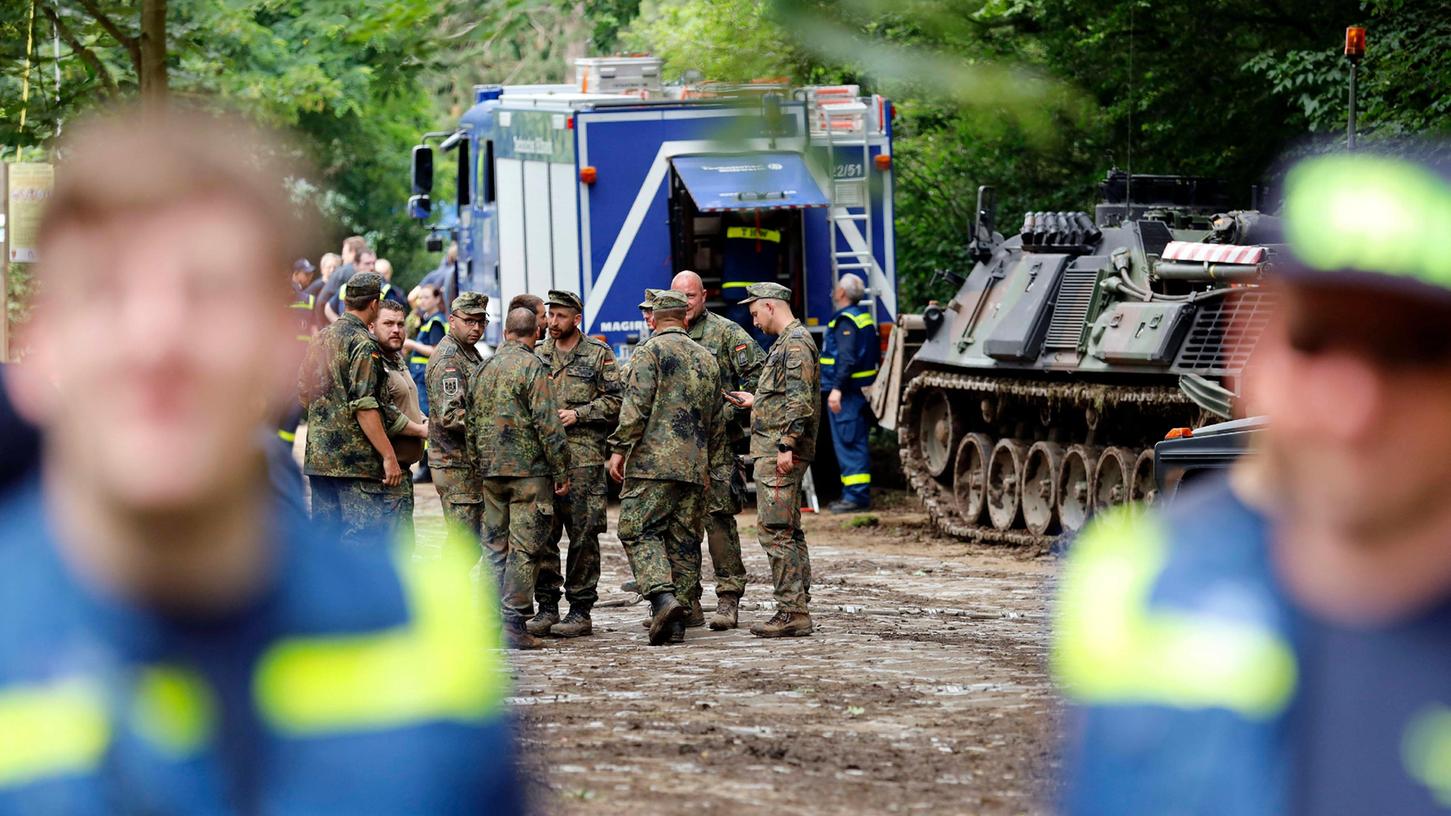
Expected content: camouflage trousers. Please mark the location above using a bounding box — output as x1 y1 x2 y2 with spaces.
704 458 748 599
310 474 413 549
535 464 606 612
617 478 705 603
482 475 554 624
427 466 490 575
752 457 811 613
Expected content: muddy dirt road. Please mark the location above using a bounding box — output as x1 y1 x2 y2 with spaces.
415 487 1060 814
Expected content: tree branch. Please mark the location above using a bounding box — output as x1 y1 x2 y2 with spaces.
41 4 118 95
73 0 140 73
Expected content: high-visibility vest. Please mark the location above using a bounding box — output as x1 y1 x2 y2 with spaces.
819 306 879 389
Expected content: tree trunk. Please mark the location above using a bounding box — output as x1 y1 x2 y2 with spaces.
139 0 167 109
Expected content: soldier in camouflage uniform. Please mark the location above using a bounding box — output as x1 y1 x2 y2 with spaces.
424 292 489 564
671 270 765 629
527 290 622 639
470 307 571 650
732 282 820 638
373 300 431 547
299 272 415 547
606 290 726 646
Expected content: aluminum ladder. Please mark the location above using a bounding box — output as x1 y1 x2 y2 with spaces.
820 102 879 324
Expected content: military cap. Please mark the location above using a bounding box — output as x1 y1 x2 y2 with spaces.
652 289 688 310
1280 152 1451 303
546 289 583 312
735 281 792 305
451 291 490 317
638 288 663 310
346 271 385 300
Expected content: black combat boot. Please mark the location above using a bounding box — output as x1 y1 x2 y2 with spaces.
709 594 740 630
549 607 593 638
525 605 559 637
647 592 685 646
506 618 545 650
669 619 686 644
685 598 706 628
750 611 814 638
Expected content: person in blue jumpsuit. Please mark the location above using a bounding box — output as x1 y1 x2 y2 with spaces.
821 273 879 513
720 212 783 348
278 258 319 451
405 285 448 483
0 107 525 815
1057 150 1451 815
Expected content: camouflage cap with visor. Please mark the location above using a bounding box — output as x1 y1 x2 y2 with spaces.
1280 151 1451 304
546 289 583 312
451 291 490 317
638 288 664 310
651 289 688 310
344 271 384 300
736 281 792 305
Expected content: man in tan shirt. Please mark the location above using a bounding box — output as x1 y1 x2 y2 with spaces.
373 299 428 545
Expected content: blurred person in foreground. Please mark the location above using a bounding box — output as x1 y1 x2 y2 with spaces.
1056 150 1451 815
0 106 523 812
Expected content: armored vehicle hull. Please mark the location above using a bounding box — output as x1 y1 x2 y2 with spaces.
878 178 1277 545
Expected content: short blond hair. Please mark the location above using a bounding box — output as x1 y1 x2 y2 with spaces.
39 104 314 300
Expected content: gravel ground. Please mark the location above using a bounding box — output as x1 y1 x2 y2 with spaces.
414 485 1062 815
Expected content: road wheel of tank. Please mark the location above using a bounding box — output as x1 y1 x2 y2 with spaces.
1131 448 1158 505
951 432 993 524
1092 447 1135 513
1057 445 1100 534
916 388 960 479
987 439 1028 531
1021 442 1064 536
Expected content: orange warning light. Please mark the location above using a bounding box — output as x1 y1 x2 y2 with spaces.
580 166 598 184
1345 26 1366 60
874 154 892 171
1164 427 1194 440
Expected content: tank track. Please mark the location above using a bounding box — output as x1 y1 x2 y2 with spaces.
898 369 1194 549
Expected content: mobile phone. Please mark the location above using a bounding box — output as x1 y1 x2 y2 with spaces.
722 390 746 406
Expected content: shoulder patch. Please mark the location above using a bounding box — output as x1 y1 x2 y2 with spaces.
442 376 461 398
734 343 748 352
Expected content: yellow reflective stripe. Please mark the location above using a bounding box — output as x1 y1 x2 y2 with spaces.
850 369 877 379
277 429 297 443
0 678 109 788
295 334 313 342
254 526 508 736
131 666 215 757
850 312 875 328
725 226 781 243
1052 507 1296 719
841 473 871 486
819 357 836 365
721 281 754 289
409 356 430 365
1403 704 1451 807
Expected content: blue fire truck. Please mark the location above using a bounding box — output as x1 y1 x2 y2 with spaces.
408 56 898 355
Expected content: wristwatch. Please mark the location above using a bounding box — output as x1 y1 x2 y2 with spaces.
777 442 793 453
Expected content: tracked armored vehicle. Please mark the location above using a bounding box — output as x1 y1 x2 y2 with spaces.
874 172 1279 545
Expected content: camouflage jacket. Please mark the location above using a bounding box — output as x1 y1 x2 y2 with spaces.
749 319 820 462
468 340 570 481
686 310 764 444
298 312 406 479
537 334 622 467
381 350 424 467
607 326 725 484
425 334 482 469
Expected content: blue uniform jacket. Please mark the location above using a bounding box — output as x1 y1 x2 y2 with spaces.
1060 476 1451 815
0 478 525 815
820 304 879 392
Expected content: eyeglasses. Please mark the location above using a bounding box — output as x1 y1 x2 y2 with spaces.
452 314 486 328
